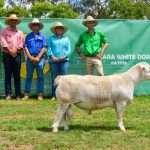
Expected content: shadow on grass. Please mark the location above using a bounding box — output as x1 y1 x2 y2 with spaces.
37 127 52 132
37 125 133 132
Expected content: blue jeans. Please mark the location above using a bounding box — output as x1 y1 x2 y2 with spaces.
3 52 21 96
24 58 44 94
50 60 69 97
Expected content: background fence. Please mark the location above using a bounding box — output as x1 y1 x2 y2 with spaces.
0 18 150 95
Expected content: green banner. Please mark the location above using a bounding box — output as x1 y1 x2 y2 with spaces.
0 18 150 95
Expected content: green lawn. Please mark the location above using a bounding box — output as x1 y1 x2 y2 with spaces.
0 96 150 150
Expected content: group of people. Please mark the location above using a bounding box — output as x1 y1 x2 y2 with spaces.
0 14 109 100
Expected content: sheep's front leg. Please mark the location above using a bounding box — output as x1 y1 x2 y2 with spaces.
115 101 127 131
61 113 69 131
52 103 69 133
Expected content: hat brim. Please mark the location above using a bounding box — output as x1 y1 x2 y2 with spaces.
50 25 68 34
28 23 44 30
5 18 21 25
82 20 99 27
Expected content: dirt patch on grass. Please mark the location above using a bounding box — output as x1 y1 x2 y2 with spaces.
4 114 54 121
7 144 34 150
0 136 14 149
1 134 34 150
4 115 27 121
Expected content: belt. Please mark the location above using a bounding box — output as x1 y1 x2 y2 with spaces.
31 55 44 58
84 54 97 57
31 55 38 57
2 50 9 54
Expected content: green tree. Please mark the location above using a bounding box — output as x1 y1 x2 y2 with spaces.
134 0 150 19
0 0 4 7
30 2 53 18
0 0 7 17
73 0 110 18
51 3 78 18
0 8 8 17
108 0 134 19
5 0 64 8
108 0 150 19
7 6 30 17
28 0 61 5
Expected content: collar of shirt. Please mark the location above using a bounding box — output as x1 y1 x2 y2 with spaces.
31 32 42 40
53 34 64 39
31 32 41 37
7 26 18 32
86 29 96 35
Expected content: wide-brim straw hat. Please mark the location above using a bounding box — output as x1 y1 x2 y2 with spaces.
5 14 21 25
50 22 68 34
82 16 98 27
28 18 44 30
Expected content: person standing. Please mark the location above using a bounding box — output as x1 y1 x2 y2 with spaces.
22 18 47 100
76 16 109 76
1 14 24 100
47 22 71 100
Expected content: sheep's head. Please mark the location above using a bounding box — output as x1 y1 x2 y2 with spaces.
138 62 150 80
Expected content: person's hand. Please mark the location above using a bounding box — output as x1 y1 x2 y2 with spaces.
59 56 66 61
96 51 104 59
51 56 59 62
33 56 40 64
9 49 17 57
16 46 22 53
29 56 34 62
80 53 87 61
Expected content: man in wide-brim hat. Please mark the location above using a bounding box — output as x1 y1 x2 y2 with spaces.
47 22 71 100
22 18 47 101
1 14 24 100
5 14 21 25
75 16 109 76
50 22 68 34
82 15 98 27
28 18 44 30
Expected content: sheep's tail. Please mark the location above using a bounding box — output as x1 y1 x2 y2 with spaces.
66 105 74 119
54 76 62 87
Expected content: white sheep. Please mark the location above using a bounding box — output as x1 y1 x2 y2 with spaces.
52 62 150 132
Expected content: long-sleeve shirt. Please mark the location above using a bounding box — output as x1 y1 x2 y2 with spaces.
75 29 108 56
23 32 47 56
1 27 24 52
47 35 71 62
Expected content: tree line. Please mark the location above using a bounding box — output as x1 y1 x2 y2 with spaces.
0 0 150 19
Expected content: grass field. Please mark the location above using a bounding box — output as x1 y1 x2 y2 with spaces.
0 96 150 150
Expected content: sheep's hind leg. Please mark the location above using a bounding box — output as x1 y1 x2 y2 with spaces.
52 103 70 132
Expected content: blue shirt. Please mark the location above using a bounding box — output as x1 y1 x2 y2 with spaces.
47 35 71 62
24 32 47 56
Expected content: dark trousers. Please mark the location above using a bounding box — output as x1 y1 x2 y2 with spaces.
3 52 21 96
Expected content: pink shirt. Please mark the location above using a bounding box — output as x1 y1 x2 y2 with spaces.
1 27 24 52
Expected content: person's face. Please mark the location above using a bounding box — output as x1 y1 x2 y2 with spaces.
9 19 18 28
55 26 64 36
31 24 40 32
86 21 95 30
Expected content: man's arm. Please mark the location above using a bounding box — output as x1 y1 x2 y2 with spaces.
33 47 46 63
1 30 17 57
59 37 71 61
17 31 24 53
96 42 109 59
76 47 87 61
33 35 47 63
76 35 87 61
24 47 34 61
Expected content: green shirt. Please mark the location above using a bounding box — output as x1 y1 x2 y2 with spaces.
75 29 108 56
